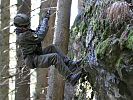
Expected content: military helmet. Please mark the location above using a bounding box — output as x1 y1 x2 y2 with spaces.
14 13 30 27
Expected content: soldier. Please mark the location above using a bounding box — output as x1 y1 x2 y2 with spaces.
14 10 82 86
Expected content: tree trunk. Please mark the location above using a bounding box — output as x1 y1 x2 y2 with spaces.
36 0 57 100
0 0 10 100
15 0 31 100
46 0 72 100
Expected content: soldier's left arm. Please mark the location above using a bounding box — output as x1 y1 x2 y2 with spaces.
34 17 49 43
34 10 50 43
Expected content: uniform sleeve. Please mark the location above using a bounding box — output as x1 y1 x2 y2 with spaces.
34 17 49 42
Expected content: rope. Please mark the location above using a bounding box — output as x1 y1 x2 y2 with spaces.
22 0 31 11
48 0 54 10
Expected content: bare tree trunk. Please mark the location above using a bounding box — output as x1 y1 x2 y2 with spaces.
15 0 31 100
0 0 10 100
36 0 57 100
46 0 72 100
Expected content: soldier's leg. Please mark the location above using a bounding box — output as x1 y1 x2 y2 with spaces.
34 53 82 86
34 53 71 78
42 44 67 60
42 44 82 72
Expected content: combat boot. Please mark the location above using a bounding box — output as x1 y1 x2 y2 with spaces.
67 70 82 86
67 59 82 72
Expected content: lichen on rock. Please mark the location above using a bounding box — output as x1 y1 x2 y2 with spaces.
82 0 133 99
69 0 133 99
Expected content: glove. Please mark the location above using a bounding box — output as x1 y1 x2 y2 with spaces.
36 8 50 32
44 8 51 19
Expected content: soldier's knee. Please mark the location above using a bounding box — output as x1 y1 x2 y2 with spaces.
52 53 60 58
49 44 57 50
52 53 61 61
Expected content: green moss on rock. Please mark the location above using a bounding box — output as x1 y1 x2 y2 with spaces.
102 26 109 39
126 29 133 50
96 38 111 58
80 20 87 35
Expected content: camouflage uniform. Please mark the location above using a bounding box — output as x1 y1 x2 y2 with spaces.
14 12 82 86
15 16 72 78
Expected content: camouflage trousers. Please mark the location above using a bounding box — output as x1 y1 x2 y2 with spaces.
24 44 71 78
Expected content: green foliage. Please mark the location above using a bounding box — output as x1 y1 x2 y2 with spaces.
74 76 92 100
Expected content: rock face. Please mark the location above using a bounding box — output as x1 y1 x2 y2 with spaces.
73 0 133 100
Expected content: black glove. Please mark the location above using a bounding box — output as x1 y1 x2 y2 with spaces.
36 8 50 32
44 8 51 19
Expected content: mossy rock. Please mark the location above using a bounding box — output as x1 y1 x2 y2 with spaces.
116 51 133 80
120 26 133 50
102 26 110 39
96 37 121 69
96 38 111 58
80 20 87 35
126 29 133 50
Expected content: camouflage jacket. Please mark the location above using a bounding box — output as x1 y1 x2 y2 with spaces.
16 17 49 55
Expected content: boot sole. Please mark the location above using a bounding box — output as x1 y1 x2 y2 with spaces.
70 71 82 86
